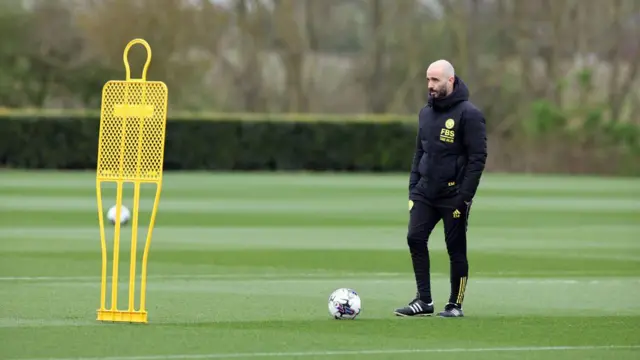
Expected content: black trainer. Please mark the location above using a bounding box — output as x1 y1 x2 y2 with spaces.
437 303 464 317
394 298 434 317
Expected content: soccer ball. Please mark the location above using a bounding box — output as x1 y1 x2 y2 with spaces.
328 288 361 320
107 205 131 225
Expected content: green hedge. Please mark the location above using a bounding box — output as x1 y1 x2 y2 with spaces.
0 114 417 171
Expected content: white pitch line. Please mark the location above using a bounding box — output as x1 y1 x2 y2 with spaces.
0 273 409 282
12 345 640 360
1 274 639 285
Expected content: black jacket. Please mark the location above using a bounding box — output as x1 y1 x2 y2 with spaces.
409 76 487 205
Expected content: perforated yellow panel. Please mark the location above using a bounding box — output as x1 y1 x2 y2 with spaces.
97 81 168 182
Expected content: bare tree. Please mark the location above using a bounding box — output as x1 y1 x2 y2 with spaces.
272 0 309 112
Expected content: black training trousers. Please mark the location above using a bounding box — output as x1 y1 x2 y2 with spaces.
406 198 471 307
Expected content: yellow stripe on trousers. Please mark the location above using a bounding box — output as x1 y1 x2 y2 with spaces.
457 276 467 304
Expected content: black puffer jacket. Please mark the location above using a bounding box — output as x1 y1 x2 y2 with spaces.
409 76 487 205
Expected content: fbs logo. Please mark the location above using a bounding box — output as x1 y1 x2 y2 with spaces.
453 209 461 218
441 118 456 143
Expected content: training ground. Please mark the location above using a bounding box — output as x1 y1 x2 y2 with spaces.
1 170 639 360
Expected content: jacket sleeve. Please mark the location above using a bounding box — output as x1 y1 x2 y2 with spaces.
459 107 488 202
408 130 423 194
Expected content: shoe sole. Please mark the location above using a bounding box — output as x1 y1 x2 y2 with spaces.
437 313 464 318
393 311 434 317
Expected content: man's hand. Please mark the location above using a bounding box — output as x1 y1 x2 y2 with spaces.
453 196 470 218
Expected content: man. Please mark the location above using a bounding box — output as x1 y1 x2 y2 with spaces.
394 60 487 318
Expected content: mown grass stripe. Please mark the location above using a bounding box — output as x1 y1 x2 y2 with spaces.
10 345 640 360
0 196 638 211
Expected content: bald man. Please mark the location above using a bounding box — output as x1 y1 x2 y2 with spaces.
394 60 487 318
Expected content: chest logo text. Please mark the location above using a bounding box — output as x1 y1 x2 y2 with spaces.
440 118 455 143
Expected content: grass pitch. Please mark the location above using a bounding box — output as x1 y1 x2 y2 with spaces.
0 171 639 360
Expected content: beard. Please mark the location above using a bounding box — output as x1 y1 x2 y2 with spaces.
429 86 448 98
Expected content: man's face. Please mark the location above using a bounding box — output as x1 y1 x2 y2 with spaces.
426 69 452 98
